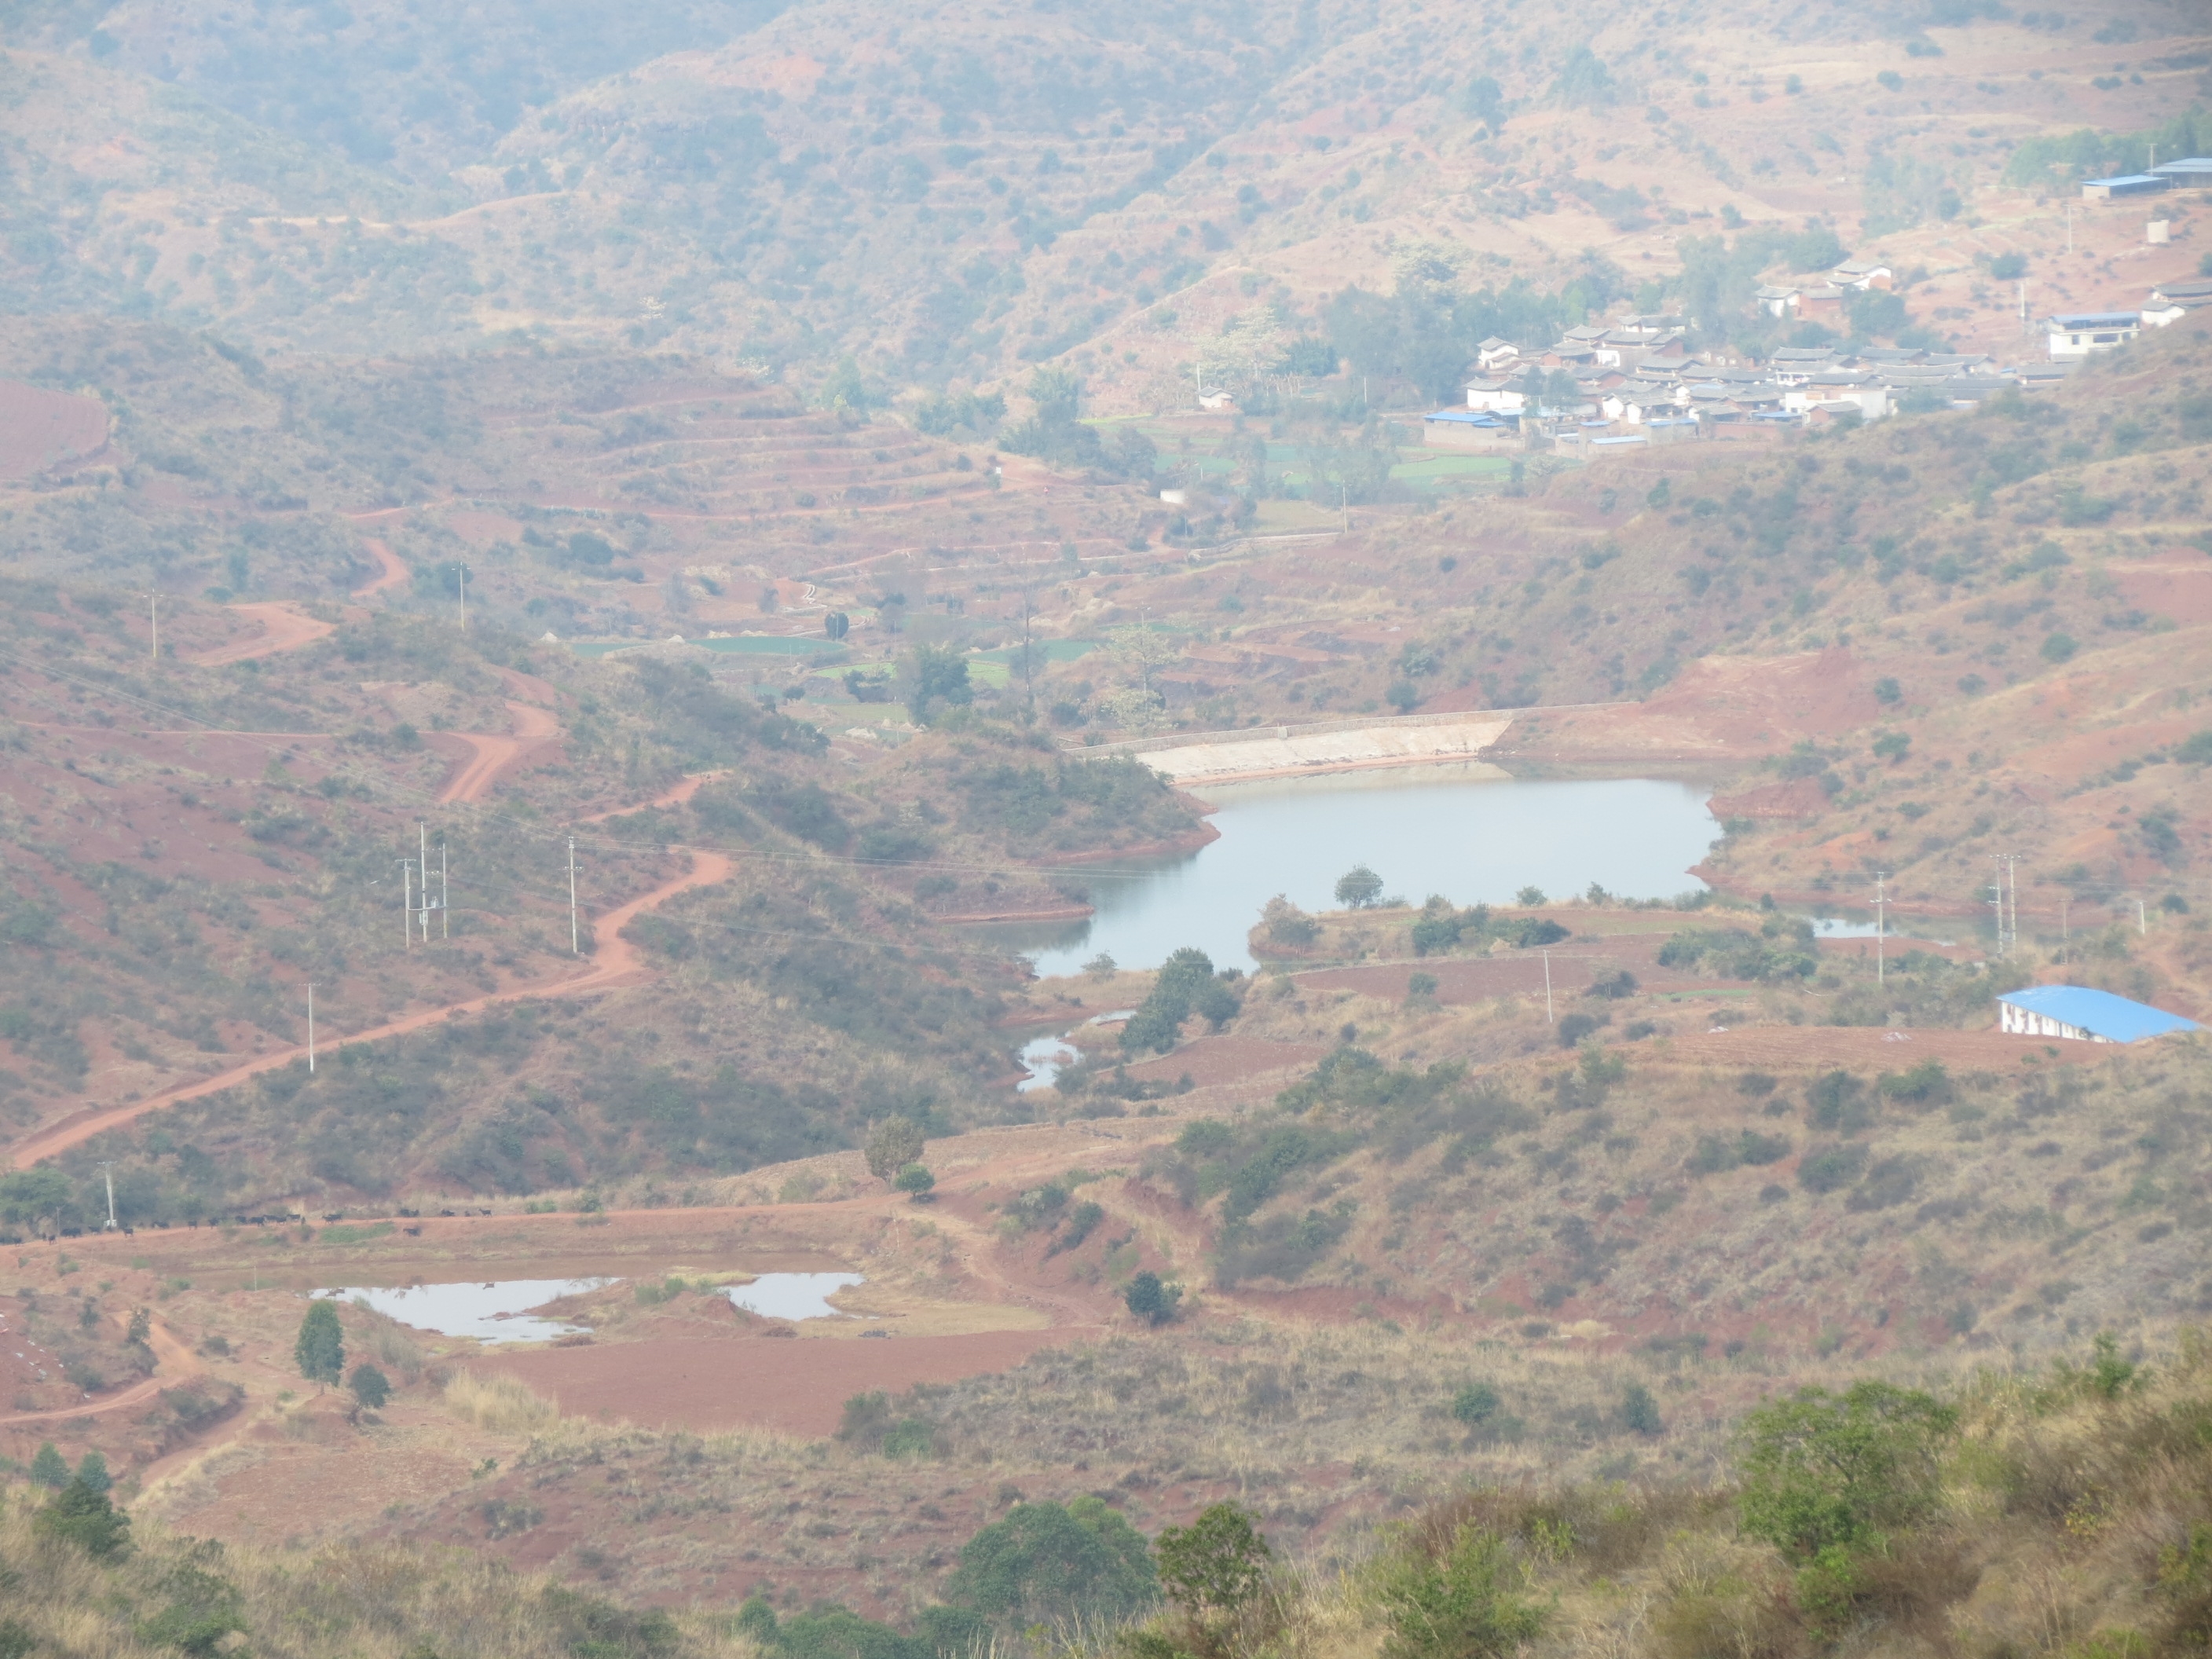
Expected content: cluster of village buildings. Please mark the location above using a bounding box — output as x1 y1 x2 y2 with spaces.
1425 269 2208 451
1422 156 2212 453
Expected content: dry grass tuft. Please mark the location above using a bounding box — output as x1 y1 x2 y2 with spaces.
445 1368 561 1434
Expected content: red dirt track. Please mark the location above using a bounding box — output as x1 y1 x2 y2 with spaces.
433 700 561 802
5 851 734 1168
186 601 337 666
354 536 409 595
478 1328 1079 1436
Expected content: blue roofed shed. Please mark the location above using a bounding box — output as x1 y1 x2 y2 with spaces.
2081 174 2170 200
1996 984 2201 1044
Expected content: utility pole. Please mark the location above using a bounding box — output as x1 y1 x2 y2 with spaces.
1541 948 1554 1023
441 840 449 939
307 981 315 1074
419 821 430 943
1019 589 1038 719
2139 896 2148 936
2007 855 2020 958
1873 871 1888 986
457 562 469 631
1989 865 2006 959
568 837 580 955
96 1161 117 1231
400 860 413 947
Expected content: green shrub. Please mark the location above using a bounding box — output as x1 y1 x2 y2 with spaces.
947 1496 1157 1626
1452 1382 1502 1426
1373 1524 1543 1659
1124 1271 1181 1326
1737 1381 1957 1562
1796 1143 1869 1194
1156 1502 1273 1616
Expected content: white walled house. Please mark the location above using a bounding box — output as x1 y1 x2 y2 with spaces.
2045 313 2141 358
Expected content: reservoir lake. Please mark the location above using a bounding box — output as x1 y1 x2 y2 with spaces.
972 764 1719 976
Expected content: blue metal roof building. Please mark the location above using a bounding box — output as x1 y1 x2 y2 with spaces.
2081 174 2170 199
1997 985 2201 1043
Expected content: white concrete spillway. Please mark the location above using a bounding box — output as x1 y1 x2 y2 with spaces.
1074 711 1517 785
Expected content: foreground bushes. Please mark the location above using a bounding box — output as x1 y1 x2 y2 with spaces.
0 1482 747 1658
1091 1333 2212 1659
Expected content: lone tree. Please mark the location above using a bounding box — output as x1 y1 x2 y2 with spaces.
1335 866 1385 909
1620 1382 1664 1436
865 1116 927 1182
295 1299 345 1390
893 1164 936 1202
1124 1271 1181 1326
350 1364 391 1409
1155 1502 1273 1617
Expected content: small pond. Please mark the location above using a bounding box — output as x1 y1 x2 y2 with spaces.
969 765 1719 975
720 1272 865 1320
314 1278 611 1344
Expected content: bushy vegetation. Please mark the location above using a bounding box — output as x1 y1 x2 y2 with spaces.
1122 950 1241 1055
0 1481 746 1657
1144 1047 1533 1285
1656 920 1819 983
1082 1335 2212 1659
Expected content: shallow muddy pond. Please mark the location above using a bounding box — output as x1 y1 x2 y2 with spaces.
720 1272 864 1320
315 1278 611 1343
972 765 1719 975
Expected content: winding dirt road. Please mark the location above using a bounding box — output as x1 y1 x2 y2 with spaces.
0 1315 202 1429
186 533 414 666
575 770 725 825
186 601 337 667
7 849 734 1170
354 536 408 596
434 701 562 803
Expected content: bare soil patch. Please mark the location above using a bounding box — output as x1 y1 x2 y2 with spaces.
476 1328 1079 1435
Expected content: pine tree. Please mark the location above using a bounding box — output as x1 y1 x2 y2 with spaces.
37 1475 130 1558
29 1441 68 1489
75 1450 110 1494
295 1299 345 1387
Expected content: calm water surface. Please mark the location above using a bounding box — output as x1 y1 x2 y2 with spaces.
315 1278 610 1343
975 764 1719 975
720 1272 865 1320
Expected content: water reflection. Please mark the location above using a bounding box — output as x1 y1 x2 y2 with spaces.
314 1278 610 1343
972 765 1718 975
720 1272 865 1320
